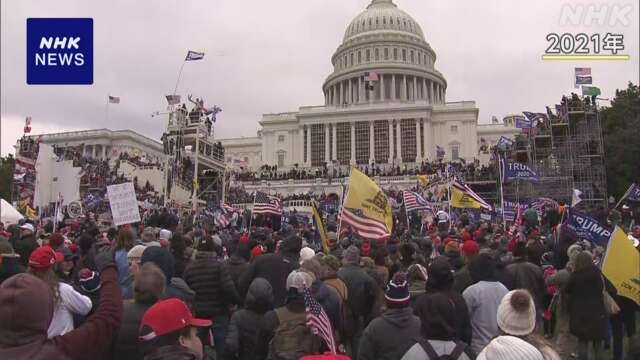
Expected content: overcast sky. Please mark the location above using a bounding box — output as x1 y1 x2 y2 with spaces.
2 0 638 155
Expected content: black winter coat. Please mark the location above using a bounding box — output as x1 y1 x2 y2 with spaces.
338 265 378 323
112 301 154 360
505 259 546 311
225 255 249 292
412 289 472 345
183 251 241 318
239 253 299 307
566 266 608 340
357 307 422 360
0 257 25 284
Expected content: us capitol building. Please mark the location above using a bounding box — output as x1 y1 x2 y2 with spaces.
221 0 519 170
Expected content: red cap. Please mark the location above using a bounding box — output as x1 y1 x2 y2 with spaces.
29 246 64 269
139 298 211 340
239 233 249 244
461 231 472 242
251 245 264 259
461 240 480 256
48 232 64 249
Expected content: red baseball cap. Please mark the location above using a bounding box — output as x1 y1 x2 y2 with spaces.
139 298 211 341
461 240 480 256
28 245 64 269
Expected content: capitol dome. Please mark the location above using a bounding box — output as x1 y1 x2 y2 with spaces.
323 0 447 106
343 0 425 42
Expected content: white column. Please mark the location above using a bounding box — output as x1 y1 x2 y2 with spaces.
396 120 402 162
413 76 417 100
422 78 427 100
350 122 356 165
441 86 445 103
306 125 312 166
430 81 434 104
102 145 107 159
339 81 344 105
358 76 363 103
415 119 421 162
391 74 396 101
331 123 337 161
92 145 97 158
380 73 385 101
423 119 432 160
401 75 407 101
388 120 394 164
369 121 375 163
325 123 330 162
298 128 304 164
348 79 353 104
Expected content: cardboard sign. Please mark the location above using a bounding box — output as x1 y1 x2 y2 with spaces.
106 182 141 226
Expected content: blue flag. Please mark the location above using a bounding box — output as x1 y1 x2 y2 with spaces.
563 208 612 247
497 136 514 150
627 183 640 202
515 114 533 128
500 158 539 182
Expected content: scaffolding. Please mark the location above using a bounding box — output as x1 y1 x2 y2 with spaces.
500 94 607 210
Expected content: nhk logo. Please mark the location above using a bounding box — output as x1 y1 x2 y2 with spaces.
27 18 93 84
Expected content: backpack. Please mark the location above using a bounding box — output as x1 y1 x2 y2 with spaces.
269 307 315 360
417 340 465 360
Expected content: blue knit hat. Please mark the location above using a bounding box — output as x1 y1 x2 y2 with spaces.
385 272 410 307
79 268 101 293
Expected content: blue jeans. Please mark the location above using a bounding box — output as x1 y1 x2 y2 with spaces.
197 313 229 359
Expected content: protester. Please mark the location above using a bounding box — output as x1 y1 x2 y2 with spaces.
462 253 509 355
358 272 422 360
0 240 123 359
115 228 135 299
338 245 379 358
262 270 321 359
225 278 274 360
413 256 472 347
566 251 609 360
14 222 38 267
0 238 25 284
183 235 241 358
127 244 146 279
27 245 93 338
113 262 166 359
139 298 211 360
239 234 302 307
140 246 195 302
496 289 561 360
505 242 546 317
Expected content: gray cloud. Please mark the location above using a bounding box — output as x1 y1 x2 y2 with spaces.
2 0 638 155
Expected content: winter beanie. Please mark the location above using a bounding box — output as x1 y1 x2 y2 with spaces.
497 289 536 336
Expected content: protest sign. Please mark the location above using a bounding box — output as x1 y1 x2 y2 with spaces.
107 182 141 226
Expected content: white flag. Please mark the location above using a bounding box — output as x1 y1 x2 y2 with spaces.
572 189 583 207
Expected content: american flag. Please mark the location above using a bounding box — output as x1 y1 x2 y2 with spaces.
339 207 390 241
402 190 432 212
252 191 282 215
303 286 336 354
214 210 230 228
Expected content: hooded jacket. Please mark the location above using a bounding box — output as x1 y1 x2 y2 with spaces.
357 307 422 360
0 268 122 360
183 251 241 318
225 278 274 360
224 254 249 292
141 246 194 303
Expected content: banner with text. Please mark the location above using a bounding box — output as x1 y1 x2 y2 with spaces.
500 158 539 182
563 207 612 247
107 182 141 226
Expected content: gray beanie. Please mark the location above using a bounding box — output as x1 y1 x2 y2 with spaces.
342 245 360 266
476 336 543 360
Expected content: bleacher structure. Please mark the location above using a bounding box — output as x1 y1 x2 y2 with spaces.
163 101 226 209
501 95 607 209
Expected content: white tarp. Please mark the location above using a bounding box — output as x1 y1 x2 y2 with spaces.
1 199 24 225
33 144 82 207
107 182 141 226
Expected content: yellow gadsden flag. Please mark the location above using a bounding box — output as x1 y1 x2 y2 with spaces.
602 227 640 305
344 167 393 234
417 175 430 187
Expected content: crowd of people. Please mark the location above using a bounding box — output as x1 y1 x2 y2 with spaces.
1 191 638 360
231 160 496 184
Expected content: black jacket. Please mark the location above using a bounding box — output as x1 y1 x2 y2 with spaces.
505 259 545 311
239 253 299 307
338 264 378 323
183 251 241 318
567 266 608 340
0 257 25 285
412 290 472 345
112 301 154 360
14 235 37 267
358 307 422 360
145 345 198 360
225 278 273 360
225 255 249 293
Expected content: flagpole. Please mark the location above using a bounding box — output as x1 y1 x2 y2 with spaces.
404 199 411 234
105 95 110 123
248 191 256 232
498 153 506 231
173 60 187 95
614 183 634 209
336 166 352 239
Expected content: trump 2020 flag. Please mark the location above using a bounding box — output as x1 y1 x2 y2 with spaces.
500 157 539 182
602 227 640 305
185 50 205 61
563 208 612 247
